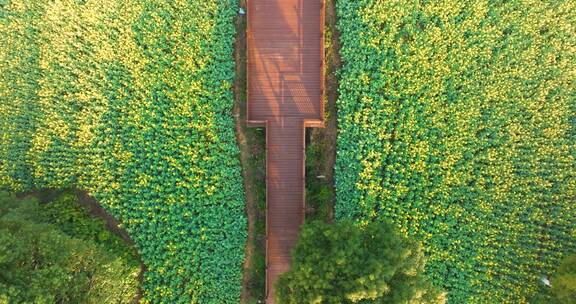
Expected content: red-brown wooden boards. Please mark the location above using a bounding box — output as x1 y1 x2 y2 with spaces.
247 0 324 302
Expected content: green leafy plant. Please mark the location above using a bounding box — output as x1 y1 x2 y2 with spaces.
334 0 576 302
0 0 246 302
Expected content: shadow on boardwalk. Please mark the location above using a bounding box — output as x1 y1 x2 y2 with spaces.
247 0 324 302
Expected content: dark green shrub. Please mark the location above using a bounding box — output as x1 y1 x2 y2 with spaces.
0 191 140 303
275 221 445 304
552 255 576 304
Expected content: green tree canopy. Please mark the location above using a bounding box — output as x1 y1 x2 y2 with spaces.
551 254 576 304
275 220 445 304
0 192 140 304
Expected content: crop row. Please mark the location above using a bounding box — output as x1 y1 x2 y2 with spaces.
0 0 245 303
334 0 576 302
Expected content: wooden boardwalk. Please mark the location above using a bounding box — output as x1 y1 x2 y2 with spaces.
247 0 324 302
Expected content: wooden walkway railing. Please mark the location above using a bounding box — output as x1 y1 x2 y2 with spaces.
247 0 324 302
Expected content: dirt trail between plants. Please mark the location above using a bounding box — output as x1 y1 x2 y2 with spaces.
323 0 341 185
233 2 261 302
306 0 340 223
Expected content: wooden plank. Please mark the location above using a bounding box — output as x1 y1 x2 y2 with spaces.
246 0 324 302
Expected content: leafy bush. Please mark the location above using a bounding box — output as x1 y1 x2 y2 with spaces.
0 191 140 303
40 191 138 261
334 0 576 302
551 255 576 304
275 221 445 304
0 0 246 302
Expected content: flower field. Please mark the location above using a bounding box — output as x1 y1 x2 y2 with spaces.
0 0 245 303
334 0 576 302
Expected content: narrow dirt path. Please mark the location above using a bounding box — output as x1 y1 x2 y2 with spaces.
234 2 267 302
233 4 254 300
305 0 341 223
322 0 341 186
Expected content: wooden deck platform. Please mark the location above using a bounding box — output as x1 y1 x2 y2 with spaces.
247 0 324 302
